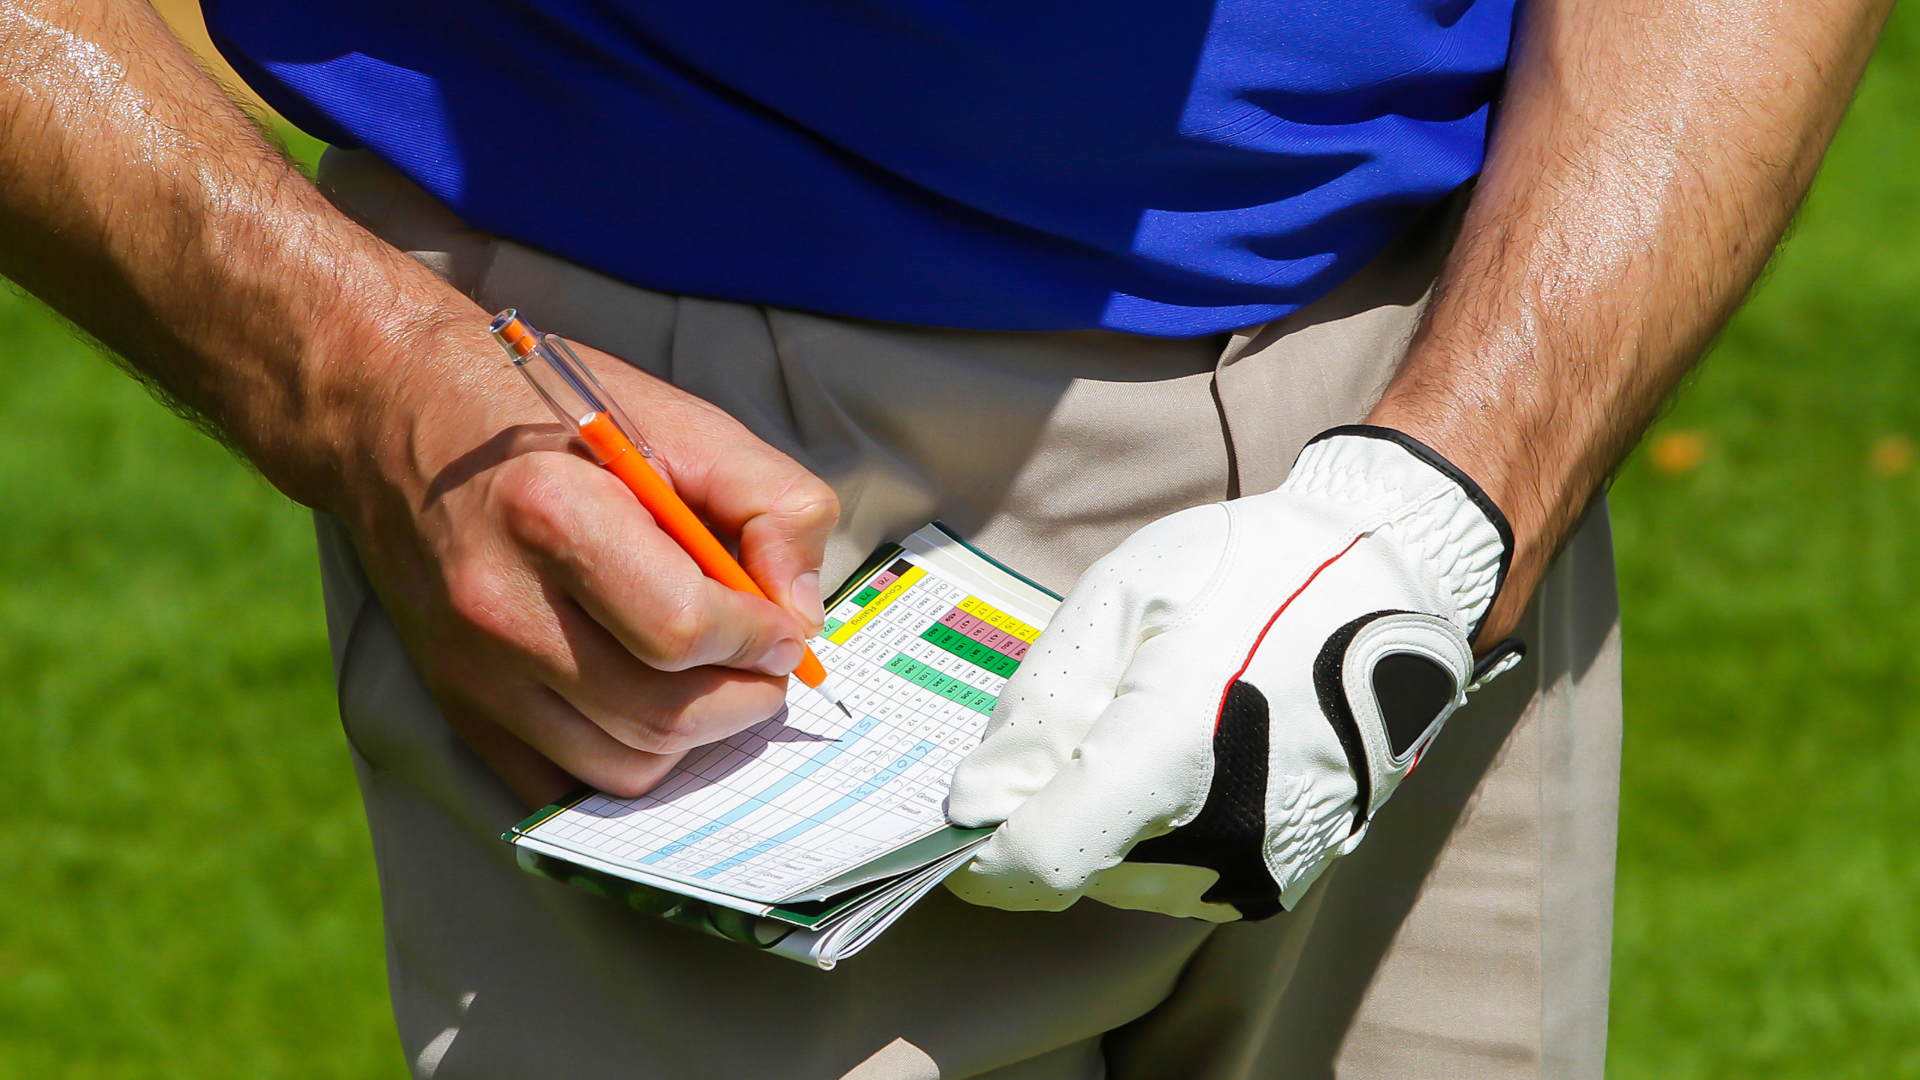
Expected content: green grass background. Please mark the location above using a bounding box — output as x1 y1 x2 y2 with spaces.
2 13 1919 1077
1606 10 1920 1076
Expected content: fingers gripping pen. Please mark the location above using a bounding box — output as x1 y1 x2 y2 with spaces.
489 310 853 719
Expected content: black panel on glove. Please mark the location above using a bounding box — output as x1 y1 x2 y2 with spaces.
1125 680 1285 920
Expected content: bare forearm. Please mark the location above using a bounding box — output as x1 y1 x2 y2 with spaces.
1370 0 1891 642
0 1 838 804
0 0 477 509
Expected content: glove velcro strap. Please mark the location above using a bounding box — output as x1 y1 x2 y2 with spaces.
1118 611 1475 923
1293 425 1514 640
1313 610 1472 833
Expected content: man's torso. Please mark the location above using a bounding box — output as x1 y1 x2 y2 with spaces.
205 0 1515 336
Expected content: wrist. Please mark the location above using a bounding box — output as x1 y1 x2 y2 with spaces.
1277 426 1512 638
1361 390 1562 645
237 271 500 522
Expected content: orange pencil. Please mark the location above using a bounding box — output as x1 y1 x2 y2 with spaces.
489 309 852 718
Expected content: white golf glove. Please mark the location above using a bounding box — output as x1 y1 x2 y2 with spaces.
946 427 1524 921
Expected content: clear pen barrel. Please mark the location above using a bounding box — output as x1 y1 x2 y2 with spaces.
489 309 646 463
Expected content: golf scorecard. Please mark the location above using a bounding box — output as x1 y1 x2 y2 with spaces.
505 523 1059 969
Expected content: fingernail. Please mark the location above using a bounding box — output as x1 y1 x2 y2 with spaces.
790 571 826 629
754 638 803 677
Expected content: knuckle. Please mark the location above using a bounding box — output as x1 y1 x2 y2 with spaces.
639 709 709 754
640 590 719 670
603 709 695 756
757 469 840 535
596 778 649 800
629 702 714 755
442 563 520 644
781 477 841 530
593 758 669 800
497 464 578 555
611 677 785 754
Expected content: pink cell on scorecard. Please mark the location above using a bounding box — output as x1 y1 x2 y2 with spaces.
868 571 898 592
1006 640 1029 661
982 629 1011 651
939 608 966 629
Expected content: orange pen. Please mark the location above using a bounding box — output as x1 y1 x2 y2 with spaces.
489 309 852 719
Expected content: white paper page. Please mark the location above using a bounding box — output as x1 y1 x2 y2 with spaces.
515 539 1055 903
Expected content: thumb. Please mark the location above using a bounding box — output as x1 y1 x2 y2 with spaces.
949 504 1231 827
588 348 842 634
736 474 840 633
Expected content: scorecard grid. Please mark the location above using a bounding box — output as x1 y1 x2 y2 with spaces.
520 553 1041 902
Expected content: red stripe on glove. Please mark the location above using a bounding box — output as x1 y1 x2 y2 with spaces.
1211 534 1366 734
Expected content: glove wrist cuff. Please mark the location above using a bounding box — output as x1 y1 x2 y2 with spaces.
1281 425 1514 637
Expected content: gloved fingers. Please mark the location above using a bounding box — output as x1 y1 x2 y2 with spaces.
948 504 1230 827
947 686 1211 911
1084 862 1245 922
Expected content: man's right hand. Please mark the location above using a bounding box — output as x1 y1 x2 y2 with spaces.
333 322 839 807
0 0 837 808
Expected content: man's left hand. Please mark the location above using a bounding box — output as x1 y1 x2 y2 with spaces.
946 428 1515 921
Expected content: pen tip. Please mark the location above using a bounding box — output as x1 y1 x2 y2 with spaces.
837 701 853 718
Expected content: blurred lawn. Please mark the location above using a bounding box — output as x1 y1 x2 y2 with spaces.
1606 9 1920 1078
0 129 399 1079
1 12 1918 1080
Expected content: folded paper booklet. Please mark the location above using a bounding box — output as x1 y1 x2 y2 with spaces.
505 523 1060 969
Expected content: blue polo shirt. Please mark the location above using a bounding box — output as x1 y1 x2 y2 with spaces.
204 0 1514 337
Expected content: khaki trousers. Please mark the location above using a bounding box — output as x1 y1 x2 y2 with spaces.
315 150 1622 1080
